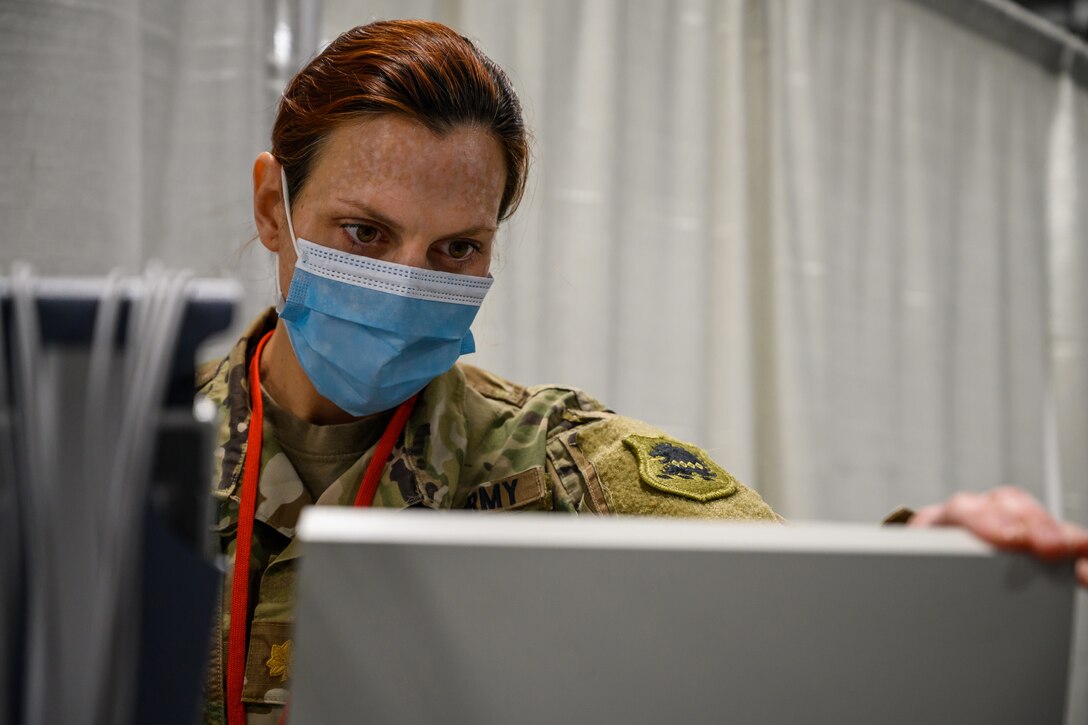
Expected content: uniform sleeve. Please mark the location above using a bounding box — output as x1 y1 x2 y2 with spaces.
882 506 914 525
546 414 780 522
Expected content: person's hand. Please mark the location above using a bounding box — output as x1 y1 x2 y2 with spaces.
908 486 1088 589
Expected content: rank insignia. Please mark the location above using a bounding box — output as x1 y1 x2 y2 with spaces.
266 640 292 682
623 435 737 502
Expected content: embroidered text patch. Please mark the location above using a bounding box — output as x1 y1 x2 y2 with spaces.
464 466 547 510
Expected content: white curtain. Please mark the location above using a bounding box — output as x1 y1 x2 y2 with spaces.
329 0 1087 526
0 0 269 284
7 0 1077 527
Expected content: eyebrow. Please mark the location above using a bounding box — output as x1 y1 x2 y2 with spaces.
335 197 497 237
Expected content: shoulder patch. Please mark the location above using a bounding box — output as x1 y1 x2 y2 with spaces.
622 435 737 502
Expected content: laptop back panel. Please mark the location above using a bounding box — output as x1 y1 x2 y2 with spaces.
291 511 1075 725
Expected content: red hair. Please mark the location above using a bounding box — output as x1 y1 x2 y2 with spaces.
273 20 529 221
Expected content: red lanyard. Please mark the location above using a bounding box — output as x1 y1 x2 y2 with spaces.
226 329 417 725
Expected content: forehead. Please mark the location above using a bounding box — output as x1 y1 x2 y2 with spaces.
300 115 506 220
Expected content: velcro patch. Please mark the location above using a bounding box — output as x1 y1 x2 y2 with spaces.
464 466 546 511
622 435 737 502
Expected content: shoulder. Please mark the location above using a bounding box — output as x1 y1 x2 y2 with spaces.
195 356 229 399
561 414 779 521
457 362 608 427
194 309 278 501
453 364 779 522
196 308 278 402
458 363 527 404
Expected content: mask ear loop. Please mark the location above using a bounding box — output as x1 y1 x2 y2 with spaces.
279 166 301 256
276 165 301 313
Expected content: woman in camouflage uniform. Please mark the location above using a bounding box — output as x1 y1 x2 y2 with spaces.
199 19 1088 725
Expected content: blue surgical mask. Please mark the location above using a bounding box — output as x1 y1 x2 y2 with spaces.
275 168 492 416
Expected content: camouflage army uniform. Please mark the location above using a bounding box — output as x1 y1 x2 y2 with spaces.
198 309 780 724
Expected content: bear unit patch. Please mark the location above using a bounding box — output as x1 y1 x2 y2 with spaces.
622 434 738 502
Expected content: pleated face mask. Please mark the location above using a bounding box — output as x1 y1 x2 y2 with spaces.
275 168 492 416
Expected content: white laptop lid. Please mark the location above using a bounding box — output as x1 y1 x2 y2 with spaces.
290 510 1076 725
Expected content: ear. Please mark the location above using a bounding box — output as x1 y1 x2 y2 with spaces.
253 152 288 253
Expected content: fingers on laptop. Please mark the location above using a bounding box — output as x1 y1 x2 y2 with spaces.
909 487 1088 578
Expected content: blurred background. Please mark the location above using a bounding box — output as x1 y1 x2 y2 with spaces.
1 0 1086 716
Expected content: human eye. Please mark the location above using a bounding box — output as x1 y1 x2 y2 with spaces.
341 223 383 249
447 239 480 260
437 239 482 263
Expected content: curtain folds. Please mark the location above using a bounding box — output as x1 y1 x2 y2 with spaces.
2 0 1083 535
329 0 1088 530
0 0 268 285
